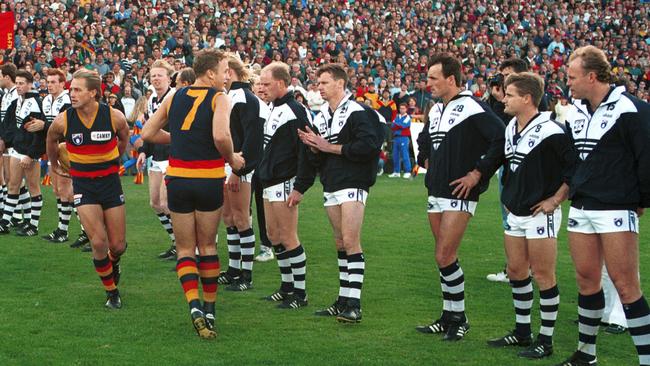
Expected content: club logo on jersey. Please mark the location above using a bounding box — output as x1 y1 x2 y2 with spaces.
614 218 623 227
431 117 440 129
568 218 578 227
528 139 535 148
509 162 519 172
71 133 83 145
537 226 545 235
275 192 282 198
600 120 608 129
91 131 112 141
573 119 585 134
347 192 354 198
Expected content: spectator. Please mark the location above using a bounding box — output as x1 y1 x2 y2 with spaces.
306 82 324 112
388 104 413 179
554 95 572 124
121 85 137 120
377 89 397 123
411 79 432 110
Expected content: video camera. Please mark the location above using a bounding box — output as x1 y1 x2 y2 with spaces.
487 73 504 88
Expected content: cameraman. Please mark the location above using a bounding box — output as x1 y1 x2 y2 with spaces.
487 59 549 124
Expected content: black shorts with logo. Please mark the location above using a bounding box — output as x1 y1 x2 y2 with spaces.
72 174 125 209
166 177 224 213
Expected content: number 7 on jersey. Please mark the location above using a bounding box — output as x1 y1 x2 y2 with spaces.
180 89 208 130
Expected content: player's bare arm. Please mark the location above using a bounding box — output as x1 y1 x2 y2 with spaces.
111 107 130 155
141 92 174 145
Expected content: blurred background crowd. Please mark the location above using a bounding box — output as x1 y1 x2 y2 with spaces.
3 0 649 123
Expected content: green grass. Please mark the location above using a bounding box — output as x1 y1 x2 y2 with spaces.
0 175 647 365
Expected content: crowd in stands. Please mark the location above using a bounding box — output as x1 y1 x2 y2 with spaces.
3 0 650 123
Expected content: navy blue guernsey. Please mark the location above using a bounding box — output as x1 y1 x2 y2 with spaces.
227 81 268 176
256 91 315 193
501 111 576 216
565 86 650 210
416 91 505 201
166 86 225 179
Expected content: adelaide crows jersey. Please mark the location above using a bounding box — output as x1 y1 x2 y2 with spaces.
166 86 225 179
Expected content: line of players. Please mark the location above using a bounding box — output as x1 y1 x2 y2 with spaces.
0 64 91 250
410 48 650 366
2 44 649 366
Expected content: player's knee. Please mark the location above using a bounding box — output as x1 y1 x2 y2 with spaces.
110 241 127 257
7 181 19 192
266 229 277 244
575 272 601 294
611 276 641 303
506 263 528 280
28 185 41 196
223 213 234 227
532 271 555 289
344 242 362 254
232 211 250 230
150 200 163 212
435 246 458 267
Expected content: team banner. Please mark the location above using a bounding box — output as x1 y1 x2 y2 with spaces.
0 11 14 50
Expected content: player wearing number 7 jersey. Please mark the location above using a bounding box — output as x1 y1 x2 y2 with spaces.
142 48 244 340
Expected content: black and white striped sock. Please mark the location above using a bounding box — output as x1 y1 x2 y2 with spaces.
347 252 365 305
15 186 30 222
2 193 17 222
239 228 255 281
55 198 62 229
288 245 307 299
29 195 43 228
511 277 533 337
156 212 175 244
538 285 560 344
58 201 72 233
337 250 349 304
226 226 241 277
440 260 465 315
0 184 6 211
577 290 604 361
274 244 294 294
624 295 650 366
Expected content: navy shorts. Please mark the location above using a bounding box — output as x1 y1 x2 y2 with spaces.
166 177 224 213
72 174 125 209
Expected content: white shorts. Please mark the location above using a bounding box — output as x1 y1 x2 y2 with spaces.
505 207 562 239
567 207 639 234
324 188 368 207
263 178 295 202
225 163 253 183
2 147 13 157
427 196 477 216
149 159 169 174
9 149 37 162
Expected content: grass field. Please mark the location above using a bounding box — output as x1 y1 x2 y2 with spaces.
0 175 647 365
